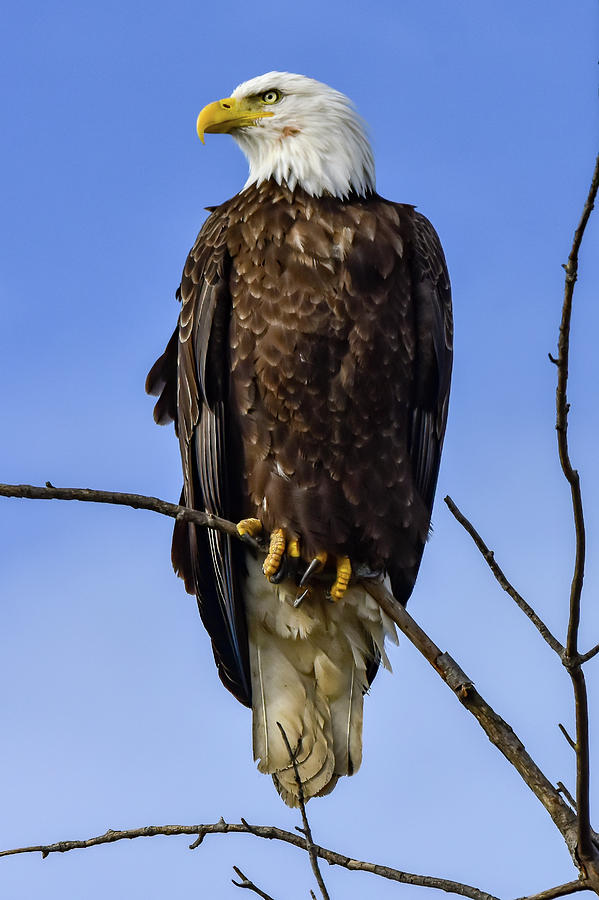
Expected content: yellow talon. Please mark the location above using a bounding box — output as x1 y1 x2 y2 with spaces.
236 518 263 538
263 528 286 579
330 556 352 601
288 538 301 558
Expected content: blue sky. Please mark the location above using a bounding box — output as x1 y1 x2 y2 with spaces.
1 1 598 897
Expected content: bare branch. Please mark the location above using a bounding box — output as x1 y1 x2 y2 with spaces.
0 478 587 875
569 667 595 867
557 782 577 812
0 482 261 550
276 723 330 900
555 152 599 661
0 821 500 900
444 496 564 656
578 644 599 665
514 879 589 900
360 579 580 861
232 866 277 900
553 153 599 869
559 724 577 752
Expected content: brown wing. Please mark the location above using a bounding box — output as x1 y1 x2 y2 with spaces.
387 208 452 603
147 207 251 706
408 211 452 510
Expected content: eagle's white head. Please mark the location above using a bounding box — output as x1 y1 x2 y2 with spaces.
196 72 376 200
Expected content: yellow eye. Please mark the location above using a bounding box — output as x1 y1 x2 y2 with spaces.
261 89 281 104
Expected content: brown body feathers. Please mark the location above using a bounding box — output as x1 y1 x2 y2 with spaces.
147 178 452 714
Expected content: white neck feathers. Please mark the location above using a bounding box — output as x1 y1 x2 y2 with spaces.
230 73 376 200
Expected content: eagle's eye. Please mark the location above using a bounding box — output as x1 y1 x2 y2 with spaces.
261 89 281 105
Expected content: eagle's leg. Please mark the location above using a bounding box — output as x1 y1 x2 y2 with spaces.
287 538 301 559
259 530 352 603
282 538 301 582
236 518 263 539
269 534 302 584
329 556 352 602
263 528 287 579
296 553 352 603
237 521 300 584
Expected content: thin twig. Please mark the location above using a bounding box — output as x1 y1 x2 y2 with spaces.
277 723 330 900
232 865 277 900
0 821 499 900
553 153 599 870
444 496 564 656
559 724 577 752
578 644 599 665
514 879 589 900
557 782 577 812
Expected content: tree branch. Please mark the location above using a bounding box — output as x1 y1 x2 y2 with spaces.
441 152 599 882
443 496 564 656
578 644 599 665
0 482 261 549
0 821 499 900
441 499 597 876
276 723 330 900
556 153 599 661
0 479 583 871
553 153 599 870
559 724 577 752
360 579 580 861
514 879 590 900
232 865 277 900
557 782 578 813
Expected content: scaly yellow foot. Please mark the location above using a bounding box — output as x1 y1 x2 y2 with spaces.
330 556 352 602
263 528 286 580
236 518 263 539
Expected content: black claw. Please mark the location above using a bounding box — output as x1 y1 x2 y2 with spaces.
294 588 309 607
270 557 288 584
299 557 322 587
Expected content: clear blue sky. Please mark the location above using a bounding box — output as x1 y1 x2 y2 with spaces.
1 1 598 897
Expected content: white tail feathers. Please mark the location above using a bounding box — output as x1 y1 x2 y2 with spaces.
244 554 397 806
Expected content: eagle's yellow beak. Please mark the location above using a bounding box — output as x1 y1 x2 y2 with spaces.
196 97 274 144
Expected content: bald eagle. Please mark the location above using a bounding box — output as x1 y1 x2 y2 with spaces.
147 72 452 806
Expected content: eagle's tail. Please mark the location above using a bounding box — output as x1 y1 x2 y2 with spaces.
244 554 397 806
